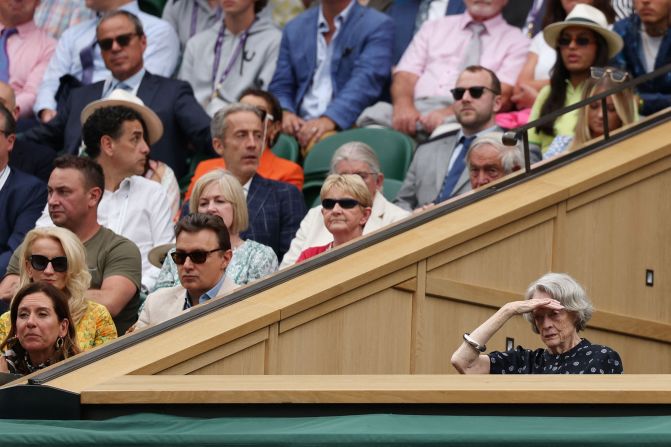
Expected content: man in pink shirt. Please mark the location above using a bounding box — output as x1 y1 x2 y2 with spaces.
358 0 528 138
0 0 56 119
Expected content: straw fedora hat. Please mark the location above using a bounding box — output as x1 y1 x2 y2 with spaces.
148 243 175 269
80 89 164 145
543 4 623 59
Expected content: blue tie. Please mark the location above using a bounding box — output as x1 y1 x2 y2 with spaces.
435 135 476 203
0 28 17 83
79 37 97 85
445 0 466 15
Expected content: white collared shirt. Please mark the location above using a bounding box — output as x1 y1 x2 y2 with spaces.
0 165 10 192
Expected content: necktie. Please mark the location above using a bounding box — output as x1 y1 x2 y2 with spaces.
79 37 97 85
435 135 476 203
415 0 433 33
0 28 17 83
459 22 486 71
445 0 466 15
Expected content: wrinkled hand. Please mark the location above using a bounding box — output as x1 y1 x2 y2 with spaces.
511 84 539 110
296 116 336 148
39 108 57 123
392 104 421 136
419 107 454 134
506 297 564 315
282 111 305 137
413 203 437 214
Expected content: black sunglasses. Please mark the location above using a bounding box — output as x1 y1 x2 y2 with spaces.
557 35 594 48
322 198 360 209
170 248 222 265
590 66 629 83
97 32 139 51
450 86 499 101
29 255 68 273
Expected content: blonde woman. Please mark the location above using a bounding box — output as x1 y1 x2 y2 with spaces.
0 227 116 350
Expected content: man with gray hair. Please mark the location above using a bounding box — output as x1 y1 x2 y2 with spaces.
467 132 523 190
280 141 410 268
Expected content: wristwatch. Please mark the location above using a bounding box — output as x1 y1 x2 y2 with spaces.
463 333 486 353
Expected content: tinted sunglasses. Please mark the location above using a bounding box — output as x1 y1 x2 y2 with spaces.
29 255 68 273
322 198 360 209
450 86 498 101
97 32 139 51
170 248 222 265
590 66 629 83
557 35 594 47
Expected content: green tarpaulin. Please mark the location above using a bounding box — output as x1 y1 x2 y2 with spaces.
2 413 671 446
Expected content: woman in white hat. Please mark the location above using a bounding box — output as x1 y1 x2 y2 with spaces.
526 3 624 153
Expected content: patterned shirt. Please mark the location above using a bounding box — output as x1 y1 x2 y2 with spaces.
488 338 623 374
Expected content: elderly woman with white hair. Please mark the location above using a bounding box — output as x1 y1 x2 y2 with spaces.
451 273 623 374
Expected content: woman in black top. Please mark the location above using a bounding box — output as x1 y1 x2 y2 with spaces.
451 272 622 375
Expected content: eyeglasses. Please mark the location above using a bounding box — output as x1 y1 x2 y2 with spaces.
171 248 222 265
590 66 629 83
29 255 68 273
557 35 595 48
450 86 499 101
97 32 140 51
322 198 360 209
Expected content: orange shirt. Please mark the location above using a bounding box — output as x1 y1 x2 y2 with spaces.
185 148 304 200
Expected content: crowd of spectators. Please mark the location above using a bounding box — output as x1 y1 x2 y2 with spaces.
0 0 663 375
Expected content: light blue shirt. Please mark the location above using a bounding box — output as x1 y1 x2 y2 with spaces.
184 269 228 309
299 0 355 120
102 68 146 97
34 1 180 114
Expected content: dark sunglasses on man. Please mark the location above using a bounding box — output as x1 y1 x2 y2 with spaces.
171 248 223 265
97 32 140 51
590 66 629 83
322 198 361 210
450 86 499 101
28 255 68 273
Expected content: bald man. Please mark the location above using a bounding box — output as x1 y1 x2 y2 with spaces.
0 82 55 182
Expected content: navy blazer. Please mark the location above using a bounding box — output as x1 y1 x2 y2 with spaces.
269 2 393 130
242 174 306 260
21 72 213 178
0 168 47 277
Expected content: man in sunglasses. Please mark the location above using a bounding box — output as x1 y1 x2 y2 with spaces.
395 66 535 210
613 0 671 115
357 0 528 138
23 9 212 180
134 213 236 331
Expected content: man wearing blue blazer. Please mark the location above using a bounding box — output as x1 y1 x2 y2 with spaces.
21 10 212 179
0 103 46 278
269 0 393 149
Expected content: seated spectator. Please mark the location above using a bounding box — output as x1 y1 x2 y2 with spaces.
179 0 280 116
527 4 622 153
162 0 222 50
0 0 56 119
269 0 393 152
208 103 305 260
0 156 143 335
467 132 523 189
153 169 278 291
0 102 46 280
0 227 116 351
185 88 304 199
613 0 671 115
34 0 179 123
281 141 409 268
544 67 638 158
394 66 537 211
1 82 55 182
133 213 237 331
0 282 79 375
451 272 623 374
24 10 211 179
357 0 528 138
34 0 95 39
507 0 615 127
296 174 372 263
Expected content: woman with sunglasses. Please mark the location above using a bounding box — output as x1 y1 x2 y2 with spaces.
0 282 79 375
152 169 278 291
544 66 638 158
526 4 623 154
295 174 372 263
0 228 116 351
